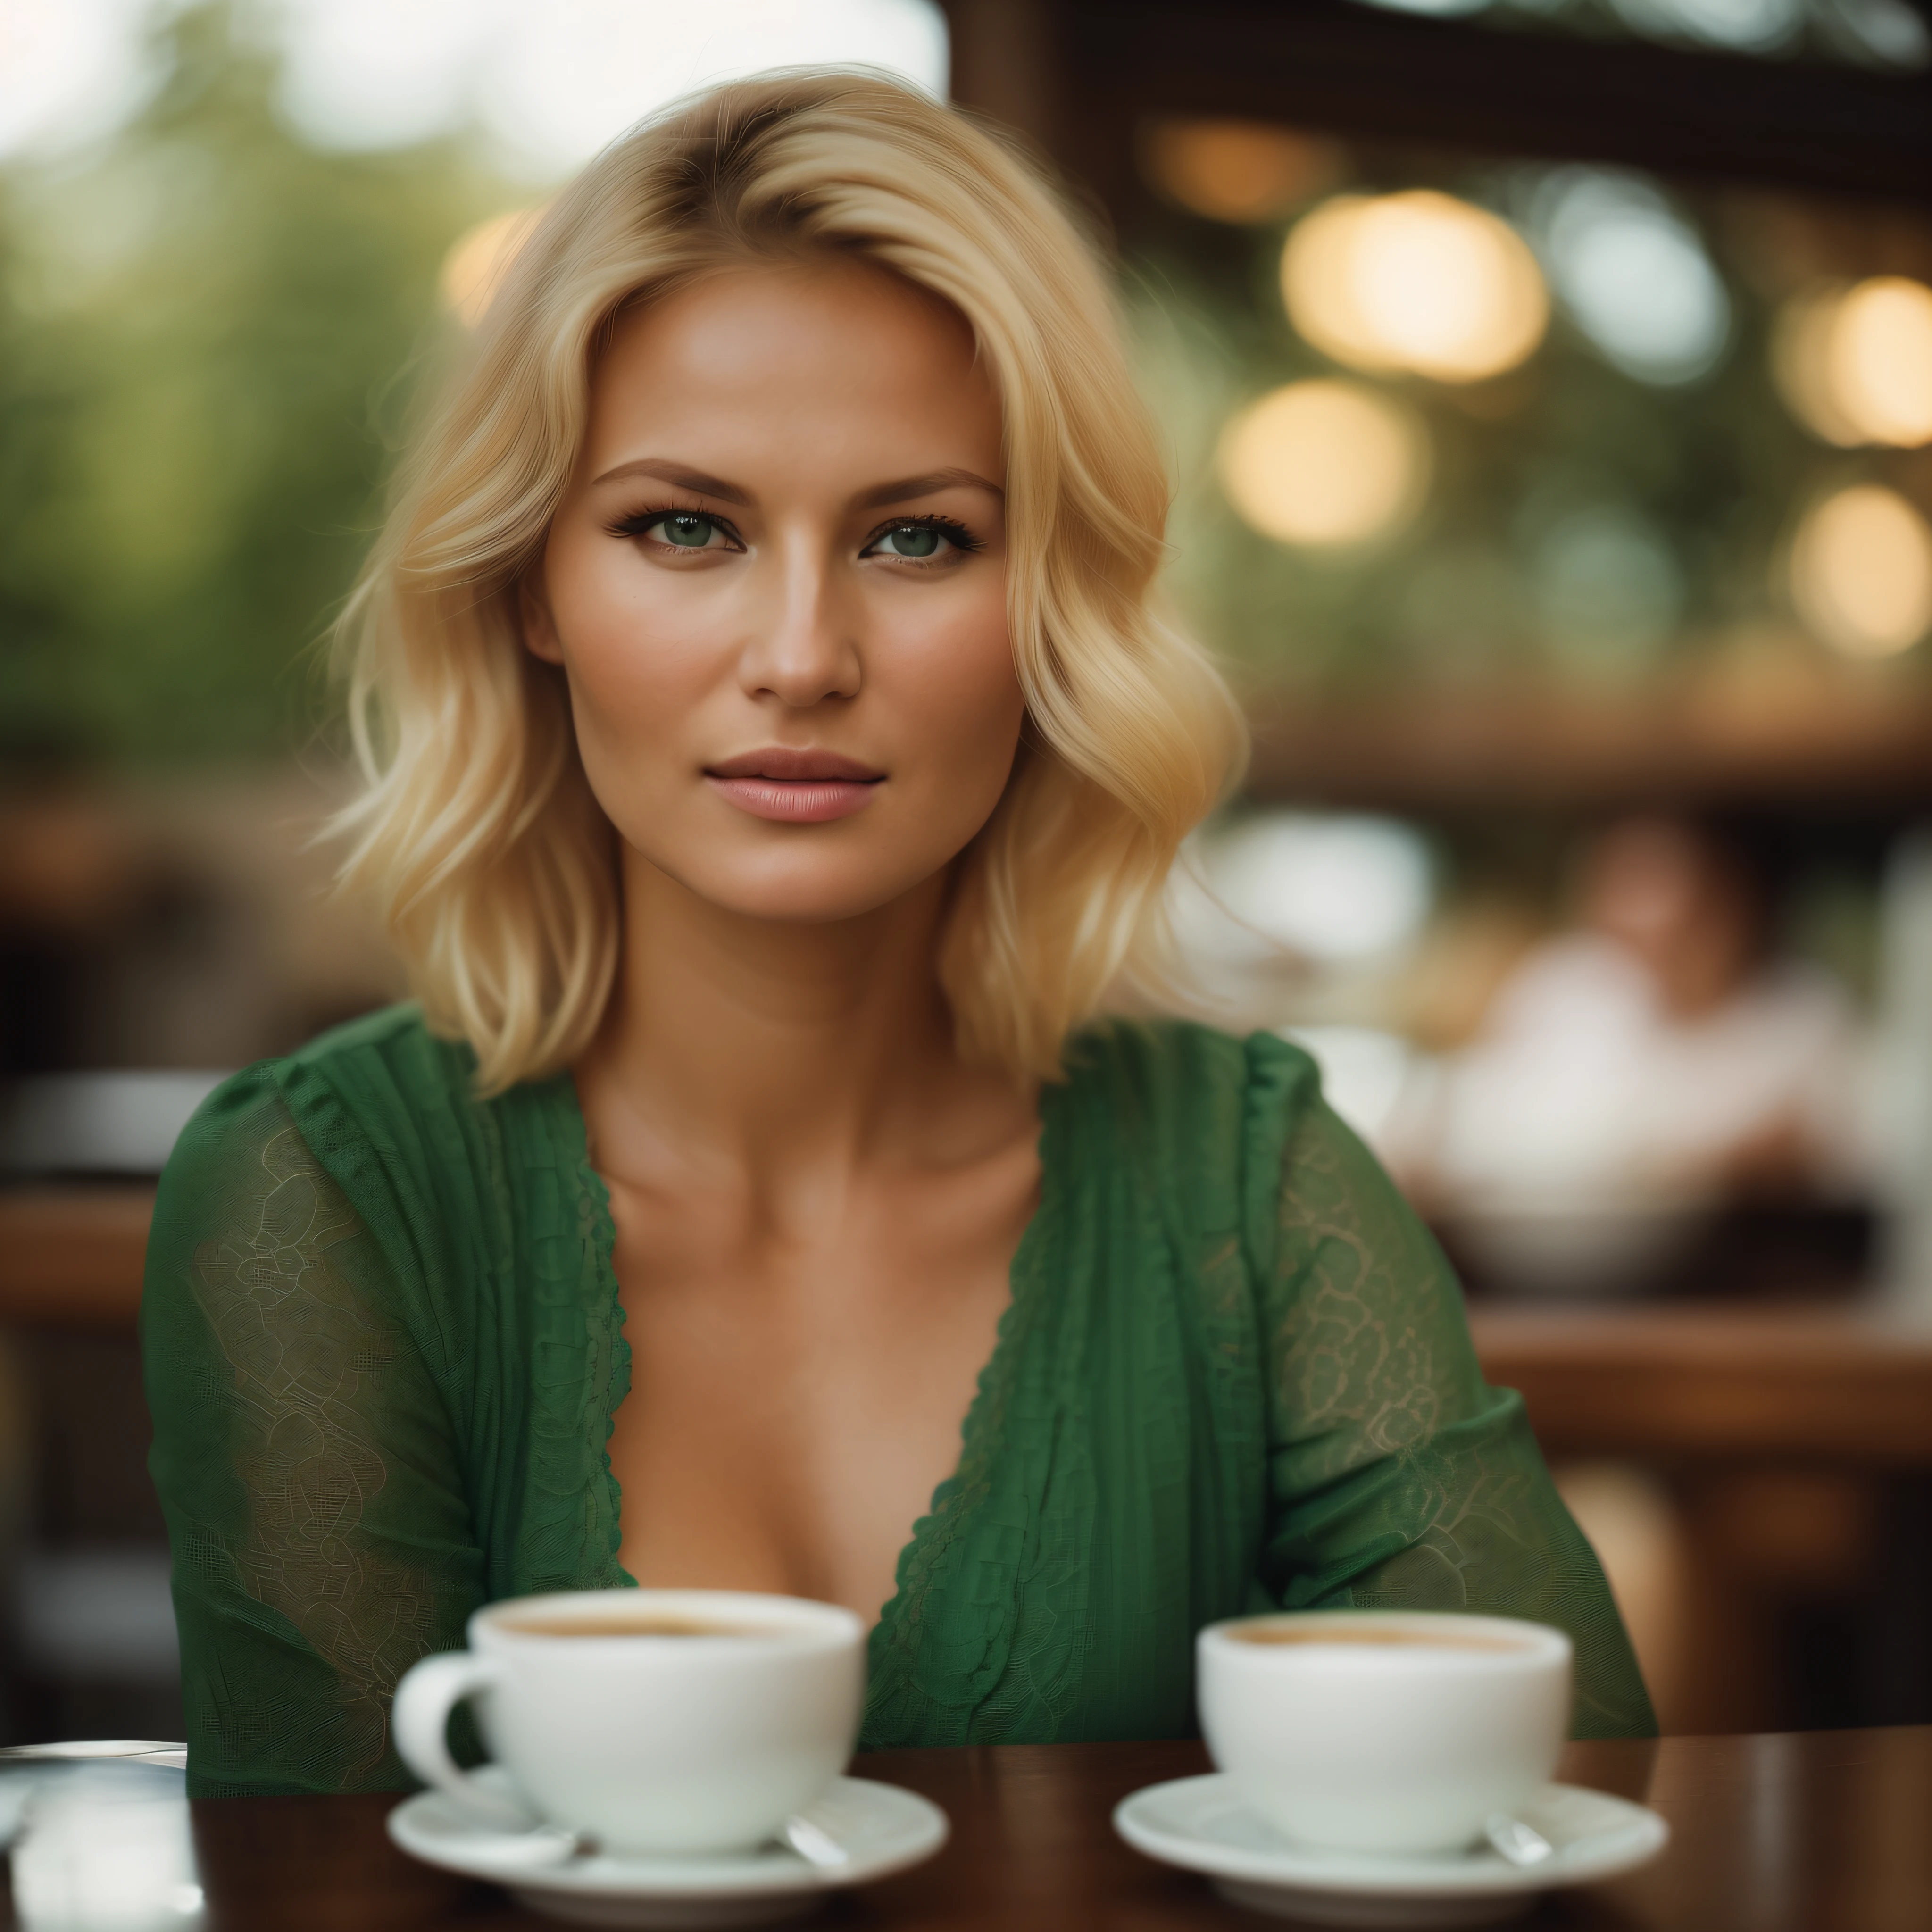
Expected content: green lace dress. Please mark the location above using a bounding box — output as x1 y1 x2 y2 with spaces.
142 1005 1652 1797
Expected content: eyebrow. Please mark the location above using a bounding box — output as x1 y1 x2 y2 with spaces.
853 468 1004 509
589 458 749 502
586 458 1003 510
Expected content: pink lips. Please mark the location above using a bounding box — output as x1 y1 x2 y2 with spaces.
705 748 884 824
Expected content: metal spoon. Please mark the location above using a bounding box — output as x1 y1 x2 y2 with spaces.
779 1811 851 1869
0 1741 188 1769
459 1823 597 1868
1485 1813 1557 1867
460 1813 850 1871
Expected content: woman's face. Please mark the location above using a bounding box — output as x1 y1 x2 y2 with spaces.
526 260 1021 925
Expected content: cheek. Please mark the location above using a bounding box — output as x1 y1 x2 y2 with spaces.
884 583 1025 790
543 538 715 756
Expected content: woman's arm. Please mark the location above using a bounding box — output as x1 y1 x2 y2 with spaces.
1256 1093 1656 1740
142 1073 486 1794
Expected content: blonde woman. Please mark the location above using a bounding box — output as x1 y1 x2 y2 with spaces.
142 73 1651 1797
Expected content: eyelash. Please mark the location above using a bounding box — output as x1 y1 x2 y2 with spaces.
602 506 985 558
872 514 985 558
604 504 744 548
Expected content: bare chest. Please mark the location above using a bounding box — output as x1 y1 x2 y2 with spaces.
601 1155 1037 1624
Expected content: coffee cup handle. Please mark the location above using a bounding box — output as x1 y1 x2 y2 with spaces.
392 1651 532 1829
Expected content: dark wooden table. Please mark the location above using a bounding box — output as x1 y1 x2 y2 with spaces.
171 1729 1932 1932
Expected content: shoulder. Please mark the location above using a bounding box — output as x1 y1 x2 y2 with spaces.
1060 1018 1324 1237
163 1004 472 1165
150 1009 526 1367
159 1004 496 1241
277 1004 540 1239
278 1001 494 1162
1063 1016 1320 1122
284 1001 477 1107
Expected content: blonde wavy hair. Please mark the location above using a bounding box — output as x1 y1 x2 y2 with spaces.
333 70 1246 1094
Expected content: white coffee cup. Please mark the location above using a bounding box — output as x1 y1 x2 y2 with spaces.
392 1588 866 1856
1197 1610 1572 1856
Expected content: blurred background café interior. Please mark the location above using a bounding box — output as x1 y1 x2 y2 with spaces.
2 0 1932 1755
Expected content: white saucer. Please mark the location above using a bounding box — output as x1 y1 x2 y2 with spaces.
387 1767 948 1928
1113 1775 1667 1928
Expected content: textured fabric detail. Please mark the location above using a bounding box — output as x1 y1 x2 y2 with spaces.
144 1007 1652 1798
501 1077 633 1598
143 1049 483 1797
1253 1066 1654 1739
185 1111 430 1780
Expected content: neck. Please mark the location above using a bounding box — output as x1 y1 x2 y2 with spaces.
579 846 974 1183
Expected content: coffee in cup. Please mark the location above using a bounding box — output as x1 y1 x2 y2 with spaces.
391 1589 866 1856
1196 1610 1572 1856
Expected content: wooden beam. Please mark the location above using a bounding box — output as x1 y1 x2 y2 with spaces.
1242 683 1932 810
945 0 1932 208
1470 1304 1932 1464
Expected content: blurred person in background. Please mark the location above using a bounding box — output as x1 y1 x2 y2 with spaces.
141 73 1650 1799
1396 816 1864 1296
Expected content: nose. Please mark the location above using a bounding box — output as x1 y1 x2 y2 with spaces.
736 534 862 708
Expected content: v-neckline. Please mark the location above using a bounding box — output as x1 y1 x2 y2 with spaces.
559 1074 1067 1642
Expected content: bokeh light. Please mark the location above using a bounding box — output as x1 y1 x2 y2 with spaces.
439 205 544 326
1774 277 1932 449
1789 484 1932 658
0 0 164 159
1365 0 1929 63
1530 171 1729 385
1141 118 1341 225
1202 812 1435 962
1621 0 1804 53
1217 380 1430 548
1824 0 1932 64
1281 191 1549 384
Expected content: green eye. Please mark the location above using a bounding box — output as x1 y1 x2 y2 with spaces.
875 524 942 558
654 514 717 548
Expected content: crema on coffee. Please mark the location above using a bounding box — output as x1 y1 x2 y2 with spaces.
1227 1624 1532 1653
496 1614 767 1639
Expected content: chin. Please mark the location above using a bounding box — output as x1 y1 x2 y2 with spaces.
675 854 945 926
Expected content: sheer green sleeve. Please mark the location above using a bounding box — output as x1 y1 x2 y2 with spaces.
142 1071 486 1795
1256 1094 1655 1740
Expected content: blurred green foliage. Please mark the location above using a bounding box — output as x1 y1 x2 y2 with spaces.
0 1 502 769
1125 166 1876 694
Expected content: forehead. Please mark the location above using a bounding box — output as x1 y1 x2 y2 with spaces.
581 261 1000 484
